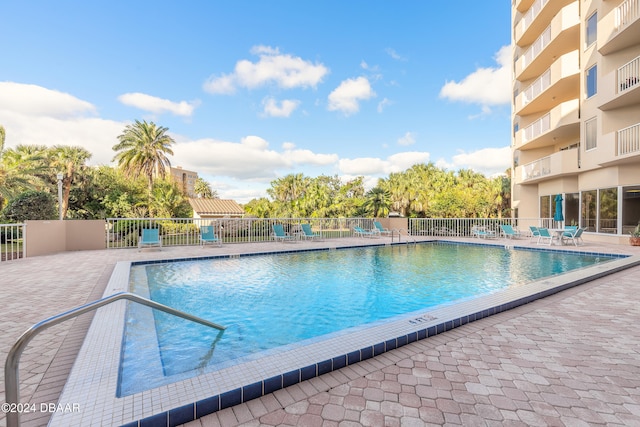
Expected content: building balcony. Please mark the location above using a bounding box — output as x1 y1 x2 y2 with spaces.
599 54 640 110
514 147 579 185
515 3 579 81
514 100 579 150
598 122 640 166
514 0 535 14
599 0 640 55
514 0 576 46
514 50 579 116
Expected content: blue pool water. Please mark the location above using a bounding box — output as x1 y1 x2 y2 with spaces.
119 243 616 396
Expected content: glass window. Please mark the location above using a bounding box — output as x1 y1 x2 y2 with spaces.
586 12 597 47
581 190 597 232
622 186 640 235
585 117 597 150
598 188 617 234
540 195 551 219
586 64 597 98
565 193 580 227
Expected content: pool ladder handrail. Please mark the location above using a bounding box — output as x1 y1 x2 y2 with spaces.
4 291 226 427
391 228 417 244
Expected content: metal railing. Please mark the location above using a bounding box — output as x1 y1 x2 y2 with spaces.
617 122 640 156
523 112 550 142
618 55 639 93
4 292 225 427
519 0 549 34
408 218 556 238
521 156 551 181
615 0 639 31
523 69 551 105
106 217 377 249
0 223 26 262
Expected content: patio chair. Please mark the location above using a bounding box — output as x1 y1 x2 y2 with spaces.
536 228 554 246
272 224 297 243
300 223 323 241
200 225 222 247
471 226 496 239
138 228 162 251
354 226 378 238
373 221 392 236
561 227 585 246
500 224 522 239
529 226 540 242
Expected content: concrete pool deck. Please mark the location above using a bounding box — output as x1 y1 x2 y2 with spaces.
1 235 640 426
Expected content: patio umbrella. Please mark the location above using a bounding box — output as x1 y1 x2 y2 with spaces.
554 194 564 223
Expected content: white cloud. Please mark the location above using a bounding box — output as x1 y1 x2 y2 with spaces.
377 98 392 113
0 82 120 164
338 151 430 176
397 131 416 146
118 92 200 117
385 48 407 61
203 45 329 94
0 82 96 118
439 45 511 106
437 146 511 177
262 97 300 118
327 77 376 116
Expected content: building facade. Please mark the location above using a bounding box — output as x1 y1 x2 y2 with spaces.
170 166 198 197
511 0 640 243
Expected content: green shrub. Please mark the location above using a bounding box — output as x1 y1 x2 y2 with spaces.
1 191 57 222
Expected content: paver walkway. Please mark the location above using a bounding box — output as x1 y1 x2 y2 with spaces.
1 237 639 426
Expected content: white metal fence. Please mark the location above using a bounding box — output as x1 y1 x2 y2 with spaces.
105 217 378 249
0 223 25 262
408 218 556 237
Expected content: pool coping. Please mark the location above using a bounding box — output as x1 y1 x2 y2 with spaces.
49 241 640 427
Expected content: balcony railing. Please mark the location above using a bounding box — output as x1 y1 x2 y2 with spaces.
618 55 640 93
615 0 639 31
519 0 549 35
617 122 640 156
523 69 551 104
523 112 551 143
522 26 551 69
521 156 551 181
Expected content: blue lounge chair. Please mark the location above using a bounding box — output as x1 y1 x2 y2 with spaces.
373 221 392 236
354 226 378 238
138 228 162 251
471 226 497 239
529 226 540 242
561 227 585 246
200 225 222 247
536 228 554 245
272 224 297 243
500 224 522 239
300 223 323 241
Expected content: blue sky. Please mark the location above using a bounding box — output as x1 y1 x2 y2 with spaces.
0 1 512 203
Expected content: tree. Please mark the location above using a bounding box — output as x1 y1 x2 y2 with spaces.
112 120 174 192
363 187 391 218
48 145 92 218
0 141 47 209
150 180 192 218
1 191 57 221
194 177 217 198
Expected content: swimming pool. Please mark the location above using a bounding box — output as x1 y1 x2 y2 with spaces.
119 242 617 396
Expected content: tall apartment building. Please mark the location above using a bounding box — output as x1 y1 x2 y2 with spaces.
511 0 640 243
170 166 198 197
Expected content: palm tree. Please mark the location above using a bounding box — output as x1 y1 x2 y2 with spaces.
363 187 391 218
48 145 92 218
194 177 217 198
112 120 174 192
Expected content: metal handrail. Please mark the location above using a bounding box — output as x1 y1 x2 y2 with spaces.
4 292 225 427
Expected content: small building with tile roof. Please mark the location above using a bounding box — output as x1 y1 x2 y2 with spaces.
188 198 245 219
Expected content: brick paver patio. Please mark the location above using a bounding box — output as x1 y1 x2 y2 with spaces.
1 237 639 426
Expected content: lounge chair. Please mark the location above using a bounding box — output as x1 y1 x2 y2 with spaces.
561 227 585 246
354 226 378 238
529 226 540 242
500 224 522 239
373 221 392 236
536 228 554 245
138 228 162 251
272 224 297 243
471 226 497 239
300 223 323 241
200 225 222 247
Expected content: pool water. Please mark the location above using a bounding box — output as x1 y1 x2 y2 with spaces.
118 243 614 396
